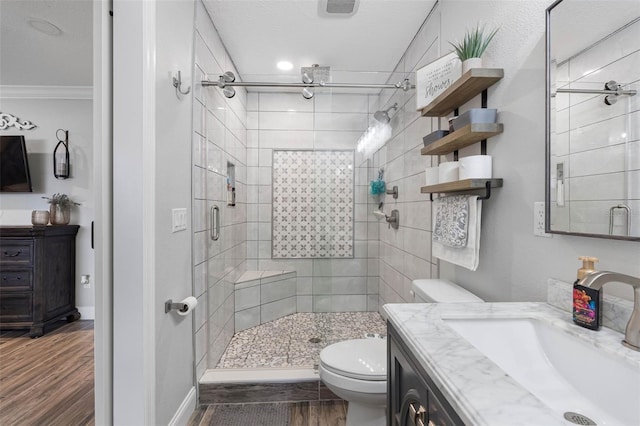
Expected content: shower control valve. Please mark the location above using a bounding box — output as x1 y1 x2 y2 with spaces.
386 209 399 230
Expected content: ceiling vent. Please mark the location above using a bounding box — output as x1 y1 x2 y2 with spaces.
319 0 359 17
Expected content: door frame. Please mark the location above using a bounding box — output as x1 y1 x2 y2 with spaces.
93 1 112 424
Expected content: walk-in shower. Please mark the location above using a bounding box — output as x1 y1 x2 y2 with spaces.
192 45 412 378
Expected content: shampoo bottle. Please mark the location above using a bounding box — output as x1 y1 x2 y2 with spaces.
572 256 602 330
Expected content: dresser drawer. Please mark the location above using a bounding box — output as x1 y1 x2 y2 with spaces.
0 292 33 321
0 270 33 291
0 241 33 264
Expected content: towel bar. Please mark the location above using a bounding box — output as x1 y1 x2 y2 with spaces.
429 180 493 202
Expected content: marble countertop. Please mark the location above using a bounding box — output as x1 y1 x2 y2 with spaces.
383 302 640 426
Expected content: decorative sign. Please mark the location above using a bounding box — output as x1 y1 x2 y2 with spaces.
0 113 37 130
416 52 462 110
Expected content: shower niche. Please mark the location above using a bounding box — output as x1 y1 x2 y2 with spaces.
226 161 236 207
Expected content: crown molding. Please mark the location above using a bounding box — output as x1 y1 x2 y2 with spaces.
0 85 93 100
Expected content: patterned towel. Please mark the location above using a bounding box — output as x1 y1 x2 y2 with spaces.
433 195 469 248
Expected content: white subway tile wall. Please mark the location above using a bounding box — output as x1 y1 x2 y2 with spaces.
553 19 640 236
193 0 248 378
371 9 441 312
246 91 376 312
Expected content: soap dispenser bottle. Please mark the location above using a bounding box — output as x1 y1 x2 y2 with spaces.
573 256 602 330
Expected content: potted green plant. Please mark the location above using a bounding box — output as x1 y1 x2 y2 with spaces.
450 24 499 73
42 193 80 225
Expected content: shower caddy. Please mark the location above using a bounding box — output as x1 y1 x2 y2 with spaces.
418 67 504 201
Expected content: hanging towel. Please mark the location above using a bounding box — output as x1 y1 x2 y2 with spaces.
433 195 469 247
432 195 482 271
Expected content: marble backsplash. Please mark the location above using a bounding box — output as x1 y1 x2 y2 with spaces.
547 278 634 334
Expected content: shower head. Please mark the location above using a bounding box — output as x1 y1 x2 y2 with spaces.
373 103 398 124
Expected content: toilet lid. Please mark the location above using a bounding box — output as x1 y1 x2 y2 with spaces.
320 339 387 381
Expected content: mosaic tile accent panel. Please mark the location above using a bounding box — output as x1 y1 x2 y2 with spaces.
216 312 386 369
272 150 354 258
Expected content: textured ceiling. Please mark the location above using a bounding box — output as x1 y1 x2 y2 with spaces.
0 0 437 88
202 0 437 84
0 0 92 87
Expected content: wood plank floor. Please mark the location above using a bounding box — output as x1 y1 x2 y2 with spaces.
188 401 348 426
0 320 95 426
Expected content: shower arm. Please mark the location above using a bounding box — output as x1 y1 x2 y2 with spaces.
202 77 415 92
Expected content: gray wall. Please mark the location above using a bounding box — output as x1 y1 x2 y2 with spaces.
0 97 95 315
113 0 196 424
371 0 639 305
154 0 197 423
430 0 639 301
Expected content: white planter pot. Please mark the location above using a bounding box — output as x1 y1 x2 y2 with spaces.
462 57 483 74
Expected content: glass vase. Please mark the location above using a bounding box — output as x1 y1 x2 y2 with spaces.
49 204 71 225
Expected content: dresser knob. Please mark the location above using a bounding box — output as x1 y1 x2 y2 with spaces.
3 251 21 257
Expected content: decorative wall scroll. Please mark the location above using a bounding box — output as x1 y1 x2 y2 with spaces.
0 113 37 130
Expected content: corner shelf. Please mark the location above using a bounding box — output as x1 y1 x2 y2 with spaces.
421 178 503 201
419 68 504 117
420 123 504 156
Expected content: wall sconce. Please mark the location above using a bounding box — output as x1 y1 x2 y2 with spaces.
53 129 70 179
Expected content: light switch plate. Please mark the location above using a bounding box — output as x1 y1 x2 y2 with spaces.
172 208 187 232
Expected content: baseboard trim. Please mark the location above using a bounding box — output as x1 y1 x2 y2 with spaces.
77 306 95 320
169 386 196 426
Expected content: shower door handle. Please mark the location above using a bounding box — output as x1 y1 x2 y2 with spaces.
211 205 220 241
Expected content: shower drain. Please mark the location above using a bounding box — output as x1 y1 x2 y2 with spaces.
308 337 321 343
563 412 597 425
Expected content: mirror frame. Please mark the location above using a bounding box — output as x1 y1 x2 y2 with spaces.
544 0 640 241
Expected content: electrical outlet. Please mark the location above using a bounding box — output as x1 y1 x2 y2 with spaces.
534 202 552 237
81 274 91 288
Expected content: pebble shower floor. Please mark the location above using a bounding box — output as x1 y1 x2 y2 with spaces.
216 312 387 369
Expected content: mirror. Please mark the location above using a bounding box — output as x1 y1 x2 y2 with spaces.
546 0 640 241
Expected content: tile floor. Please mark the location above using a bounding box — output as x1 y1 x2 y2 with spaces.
216 312 387 369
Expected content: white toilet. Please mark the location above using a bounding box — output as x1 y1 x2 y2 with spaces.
319 279 484 426
411 278 484 303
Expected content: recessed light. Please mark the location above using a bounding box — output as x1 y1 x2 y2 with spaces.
27 18 63 36
277 61 293 71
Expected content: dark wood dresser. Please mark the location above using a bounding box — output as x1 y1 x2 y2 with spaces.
0 225 80 337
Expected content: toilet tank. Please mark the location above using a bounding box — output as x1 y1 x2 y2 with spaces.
411 279 484 303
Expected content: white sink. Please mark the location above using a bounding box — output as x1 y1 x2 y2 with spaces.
444 317 640 425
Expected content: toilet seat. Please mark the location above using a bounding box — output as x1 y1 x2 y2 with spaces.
319 339 387 381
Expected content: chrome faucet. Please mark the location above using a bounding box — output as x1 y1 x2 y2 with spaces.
578 271 640 351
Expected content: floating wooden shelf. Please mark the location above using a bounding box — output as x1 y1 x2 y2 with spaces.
419 68 504 117
420 178 503 195
420 123 504 156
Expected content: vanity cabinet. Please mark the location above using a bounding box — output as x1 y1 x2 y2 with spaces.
0 225 80 337
388 322 464 426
